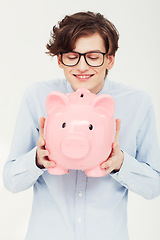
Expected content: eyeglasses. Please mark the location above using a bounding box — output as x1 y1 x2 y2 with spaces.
60 51 107 67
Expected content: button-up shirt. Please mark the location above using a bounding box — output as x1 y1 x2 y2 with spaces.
3 78 160 240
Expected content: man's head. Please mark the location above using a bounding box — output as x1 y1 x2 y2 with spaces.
46 11 119 93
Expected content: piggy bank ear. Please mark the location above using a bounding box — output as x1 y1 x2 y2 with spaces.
46 91 69 115
91 94 115 117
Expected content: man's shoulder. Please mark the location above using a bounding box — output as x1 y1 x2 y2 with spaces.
109 80 151 105
24 79 67 97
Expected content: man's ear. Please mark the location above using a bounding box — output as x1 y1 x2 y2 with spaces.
106 55 115 70
57 54 64 69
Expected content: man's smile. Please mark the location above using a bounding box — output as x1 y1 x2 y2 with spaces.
73 74 94 81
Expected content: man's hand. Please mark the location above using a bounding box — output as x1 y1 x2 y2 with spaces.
101 119 124 175
36 117 56 169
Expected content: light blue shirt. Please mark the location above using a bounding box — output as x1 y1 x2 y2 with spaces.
3 78 160 240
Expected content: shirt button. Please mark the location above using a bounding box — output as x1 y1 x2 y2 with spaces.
79 193 83 197
120 174 123 179
77 217 82 223
131 184 135 187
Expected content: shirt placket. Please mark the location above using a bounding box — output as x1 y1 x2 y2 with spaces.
75 170 87 240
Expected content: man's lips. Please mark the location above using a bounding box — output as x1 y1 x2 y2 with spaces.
73 74 94 80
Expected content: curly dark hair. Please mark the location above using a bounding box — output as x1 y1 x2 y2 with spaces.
46 11 119 56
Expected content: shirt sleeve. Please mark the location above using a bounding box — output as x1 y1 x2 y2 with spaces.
3 87 44 193
111 105 160 199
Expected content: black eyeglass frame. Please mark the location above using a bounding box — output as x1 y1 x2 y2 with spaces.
60 51 107 67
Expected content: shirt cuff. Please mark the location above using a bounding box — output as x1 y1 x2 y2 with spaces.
110 151 137 190
25 147 44 179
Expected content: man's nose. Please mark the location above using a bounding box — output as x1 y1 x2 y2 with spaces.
76 56 90 71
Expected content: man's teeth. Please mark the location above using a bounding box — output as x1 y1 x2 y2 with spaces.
76 75 92 79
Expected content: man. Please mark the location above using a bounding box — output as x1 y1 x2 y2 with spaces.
3 11 160 240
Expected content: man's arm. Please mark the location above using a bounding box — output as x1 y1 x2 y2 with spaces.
3 88 55 193
102 107 160 199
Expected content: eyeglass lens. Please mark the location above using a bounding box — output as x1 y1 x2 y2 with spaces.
62 52 104 67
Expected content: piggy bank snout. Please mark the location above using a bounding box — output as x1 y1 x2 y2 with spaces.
61 135 90 159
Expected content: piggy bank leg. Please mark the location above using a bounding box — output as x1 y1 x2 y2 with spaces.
47 165 69 175
85 165 106 177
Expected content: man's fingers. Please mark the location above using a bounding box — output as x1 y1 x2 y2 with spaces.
112 143 119 155
114 119 121 144
43 160 56 169
39 117 45 138
101 159 112 169
101 144 119 169
116 119 121 131
101 160 114 176
37 136 45 148
41 149 50 157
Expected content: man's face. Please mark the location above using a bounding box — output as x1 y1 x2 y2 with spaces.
58 33 115 94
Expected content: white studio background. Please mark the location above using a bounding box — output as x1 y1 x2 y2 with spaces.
0 0 160 239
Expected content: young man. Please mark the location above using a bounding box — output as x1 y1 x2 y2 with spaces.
3 11 160 240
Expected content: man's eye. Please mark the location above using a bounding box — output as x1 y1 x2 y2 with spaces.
88 56 99 60
66 54 79 59
68 56 78 60
87 53 100 60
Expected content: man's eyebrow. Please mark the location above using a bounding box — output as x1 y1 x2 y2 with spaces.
87 50 102 53
72 50 105 54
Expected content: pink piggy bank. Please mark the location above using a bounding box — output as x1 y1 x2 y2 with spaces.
44 88 115 177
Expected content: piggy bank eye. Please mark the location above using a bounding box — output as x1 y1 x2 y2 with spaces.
62 122 66 128
89 124 94 130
